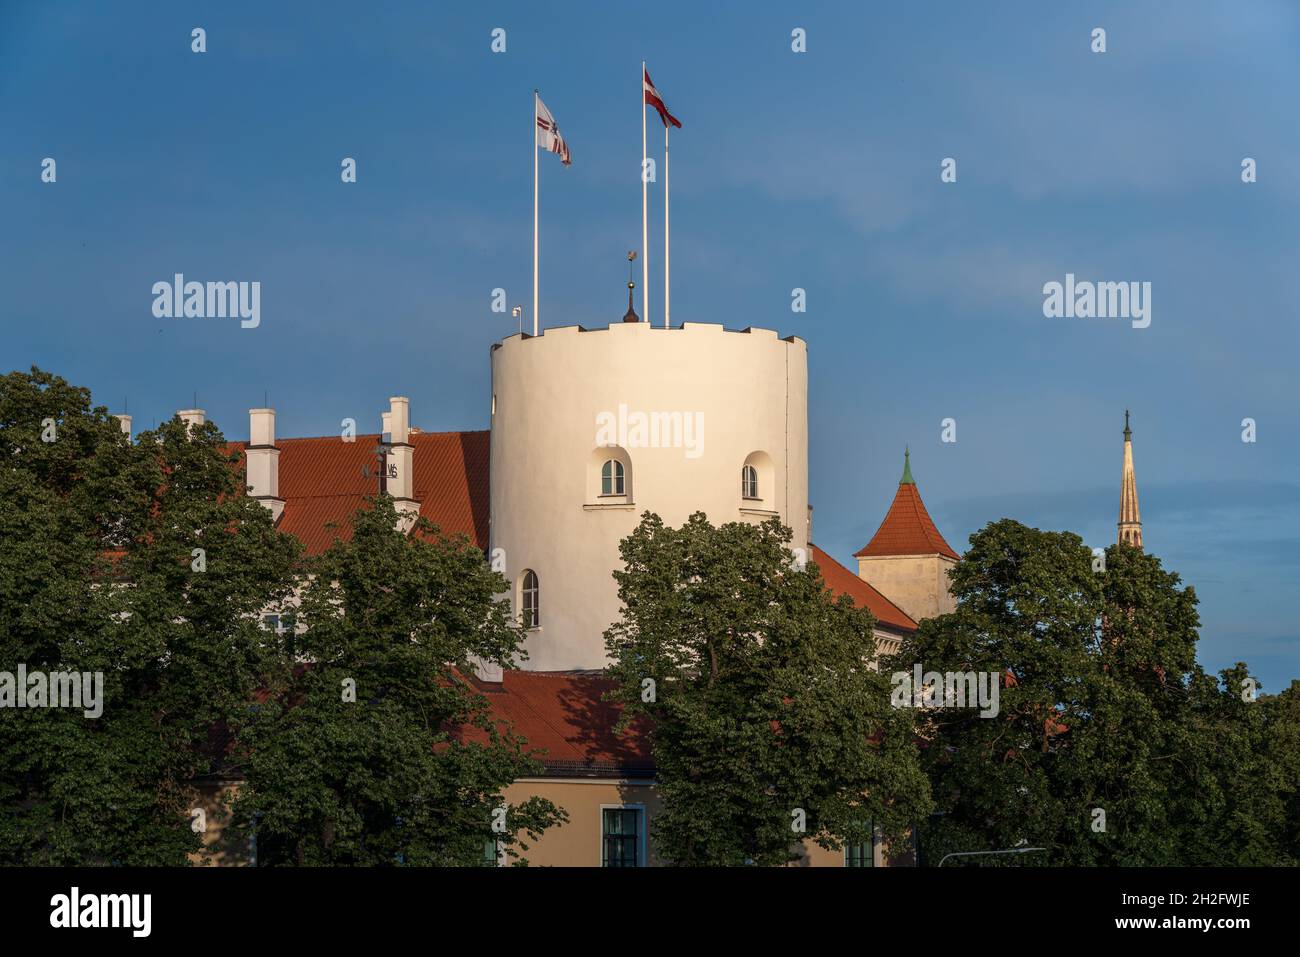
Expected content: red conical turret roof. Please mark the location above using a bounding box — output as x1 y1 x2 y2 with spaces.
854 449 959 561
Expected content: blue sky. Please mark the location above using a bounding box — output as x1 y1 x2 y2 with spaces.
2 1 1297 690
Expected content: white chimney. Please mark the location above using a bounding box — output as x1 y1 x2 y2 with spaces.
177 408 205 435
385 396 419 530
388 396 410 444
114 414 132 439
247 408 284 523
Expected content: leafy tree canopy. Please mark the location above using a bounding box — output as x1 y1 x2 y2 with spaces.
232 497 565 866
1 367 563 866
0 367 298 864
604 512 932 866
888 519 1298 866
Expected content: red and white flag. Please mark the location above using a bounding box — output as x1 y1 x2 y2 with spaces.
536 96 571 165
643 67 681 128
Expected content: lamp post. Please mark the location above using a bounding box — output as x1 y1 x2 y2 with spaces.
937 847 1047 867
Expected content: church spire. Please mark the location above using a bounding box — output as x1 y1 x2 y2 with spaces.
1118 410 1142 549
900 446 915 485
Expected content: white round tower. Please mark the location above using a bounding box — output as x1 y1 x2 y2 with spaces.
489 320 809 671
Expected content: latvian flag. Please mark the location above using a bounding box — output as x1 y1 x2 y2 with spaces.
643 67 681 128
536 96 571 165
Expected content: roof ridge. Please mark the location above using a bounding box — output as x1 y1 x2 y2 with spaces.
905 484 936 550
808 543 918 631
902 482 957 557
911 482 957 556
810 543 916 628
274 429 487 443
268 492 370 501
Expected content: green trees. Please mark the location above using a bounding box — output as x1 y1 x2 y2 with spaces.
231 497 564 865
4 367 1295 868
603 512 932 866
0 368 299 864
0 368 562 865
602 512 1298 867
888 519 1299 866
1174 667 1298 865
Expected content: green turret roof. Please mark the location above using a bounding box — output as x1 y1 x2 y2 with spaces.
900 447 915 485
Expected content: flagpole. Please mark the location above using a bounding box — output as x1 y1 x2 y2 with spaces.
533 89 540 336
664 122 670 328
641 60 649 324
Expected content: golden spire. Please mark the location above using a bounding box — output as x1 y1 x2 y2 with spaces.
1118 410 1142 549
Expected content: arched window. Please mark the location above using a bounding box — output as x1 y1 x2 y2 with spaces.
740 452 773 508
521 570 539 629
588 446 633 504
602 459 625 496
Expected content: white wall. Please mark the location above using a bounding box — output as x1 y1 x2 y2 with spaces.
490 322 808 671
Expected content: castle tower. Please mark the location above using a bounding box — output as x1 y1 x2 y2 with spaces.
489 321 808 671
1118 410 1142 549
854 449 959 622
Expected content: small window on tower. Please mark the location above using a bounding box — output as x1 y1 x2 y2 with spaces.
742 464 759 499
589 446 633 504
601 459 625 496
521 570 540 629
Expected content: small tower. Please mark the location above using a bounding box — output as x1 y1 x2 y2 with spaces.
1118 410 1142 549
854 448 959 622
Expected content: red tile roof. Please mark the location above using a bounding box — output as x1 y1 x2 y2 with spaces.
464 671 653 778
854 481 959 561
231 431 489 555
810 544 917 633
208 424 942 780
231 429 915 632
457 554 912 777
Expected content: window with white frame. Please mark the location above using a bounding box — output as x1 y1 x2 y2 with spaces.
601 459 625 496
521 569 539 629
742 464 759 499
589 446 632 504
